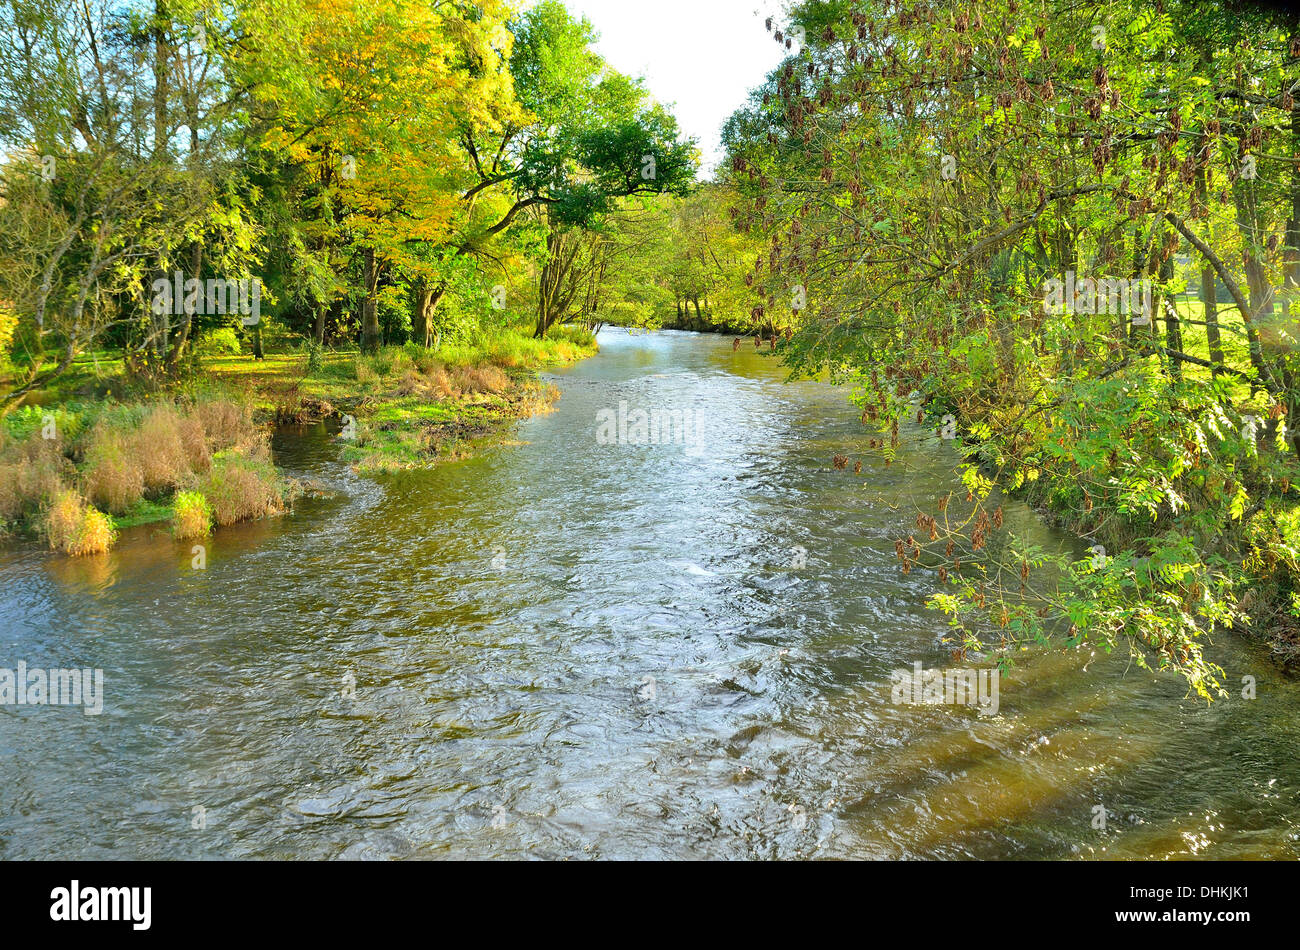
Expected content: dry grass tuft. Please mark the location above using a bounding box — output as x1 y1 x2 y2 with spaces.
83 424 144 514
0 436 68 522
453 364 509 395
200 449 283 526
44 490 115 556
135 404 190 492
430 368 459 399
196 399 252 450
177 414 211 473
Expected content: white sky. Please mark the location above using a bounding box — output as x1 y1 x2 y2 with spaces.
560 0 789 177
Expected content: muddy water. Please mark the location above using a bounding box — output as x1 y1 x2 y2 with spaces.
0 328 1296 859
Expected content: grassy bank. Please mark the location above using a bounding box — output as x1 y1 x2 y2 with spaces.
1 325 597 555
205 325 597 473
0 395 291 554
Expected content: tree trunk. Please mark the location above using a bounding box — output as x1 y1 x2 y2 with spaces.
152 1 170 162
152 257 170 367
1130 223 1158 344
1195 153 1224 376
535 229 580 338
167 241 200 371
361 247 380 353
1233 186 1273 397
1156 239 1182 382
412 280 446 347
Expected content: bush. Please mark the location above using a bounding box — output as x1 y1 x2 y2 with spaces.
171 490 213 539
44 490 115 556
197 327 243 356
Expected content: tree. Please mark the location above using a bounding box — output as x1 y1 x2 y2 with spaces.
721 0 1300 695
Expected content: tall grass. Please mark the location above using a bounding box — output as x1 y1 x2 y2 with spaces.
44 490 116 556
200 448 284 526
1 393 283 555
171 490 213 539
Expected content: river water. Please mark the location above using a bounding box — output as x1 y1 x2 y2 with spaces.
1 328 1297 859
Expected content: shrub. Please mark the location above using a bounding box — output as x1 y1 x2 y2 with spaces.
196 327 242 356
171 490 213 539
44 490 115 556
0 302 16 362
303 339 325 377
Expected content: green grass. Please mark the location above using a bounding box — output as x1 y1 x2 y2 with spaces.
5 323 598 501
111 498 175 530
200 323 596 471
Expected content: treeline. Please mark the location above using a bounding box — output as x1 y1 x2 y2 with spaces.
721 0 1300 694
0 0 696 405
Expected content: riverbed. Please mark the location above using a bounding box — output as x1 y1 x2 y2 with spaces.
1 328 1296 859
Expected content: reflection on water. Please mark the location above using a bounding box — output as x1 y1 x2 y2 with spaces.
0 328 1296 859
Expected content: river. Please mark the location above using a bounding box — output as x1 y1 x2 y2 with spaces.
1 328 1297 859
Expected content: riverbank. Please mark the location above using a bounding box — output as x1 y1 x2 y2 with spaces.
208 326 597 473
0 326 597 555
0 395 292 554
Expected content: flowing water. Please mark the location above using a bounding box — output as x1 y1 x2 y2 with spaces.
1 328 1297 859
